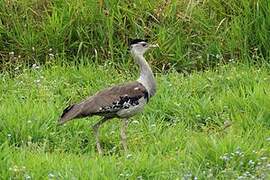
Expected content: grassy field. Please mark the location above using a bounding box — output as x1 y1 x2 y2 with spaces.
1 0 270 179
0 62 269 179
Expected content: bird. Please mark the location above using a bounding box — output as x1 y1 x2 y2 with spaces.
58 39 158 154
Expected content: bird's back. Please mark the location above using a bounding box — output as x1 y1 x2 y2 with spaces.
59 81 149 124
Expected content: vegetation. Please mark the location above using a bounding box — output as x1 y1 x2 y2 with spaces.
0 0 270 179
0 63 270 179
0 0 270 70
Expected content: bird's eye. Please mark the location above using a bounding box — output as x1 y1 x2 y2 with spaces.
141 43 147 47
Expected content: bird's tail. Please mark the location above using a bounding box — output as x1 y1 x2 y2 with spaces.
58 104 81 125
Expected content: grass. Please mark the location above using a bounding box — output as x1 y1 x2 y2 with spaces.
1 0 270 179
0 61 270 179
1 0 270 70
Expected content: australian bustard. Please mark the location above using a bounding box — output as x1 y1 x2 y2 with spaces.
58 39 158 154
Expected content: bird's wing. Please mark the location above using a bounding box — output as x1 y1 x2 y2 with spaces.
80 81 149 116
59 81 148 124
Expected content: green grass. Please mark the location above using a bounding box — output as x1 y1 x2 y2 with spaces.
0 61 269 179
1 0 270 70
1 1 270 178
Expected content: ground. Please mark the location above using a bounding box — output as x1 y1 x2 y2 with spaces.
0 63 270 179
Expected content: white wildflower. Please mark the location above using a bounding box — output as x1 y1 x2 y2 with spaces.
49 53 54 59
126 154 132 159
25 174 31 179
132 120 139 124
248 160 255 166
48 173 55 178
34 79 41 83
32 64 40 69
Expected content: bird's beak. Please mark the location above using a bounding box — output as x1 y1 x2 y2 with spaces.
149 44 159 48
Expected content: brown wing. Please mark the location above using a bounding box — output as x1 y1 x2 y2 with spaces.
59 81 148 124
80 81 148 115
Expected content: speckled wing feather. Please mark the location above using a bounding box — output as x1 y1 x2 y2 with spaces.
59 81 148 124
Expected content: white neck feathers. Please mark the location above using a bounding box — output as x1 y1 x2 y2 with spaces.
132 53 156 97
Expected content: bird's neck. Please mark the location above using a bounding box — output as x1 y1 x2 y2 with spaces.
133 54 156 97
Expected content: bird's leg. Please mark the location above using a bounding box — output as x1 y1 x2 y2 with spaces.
92 118 108 155
120 118 129 152
93 125 102 155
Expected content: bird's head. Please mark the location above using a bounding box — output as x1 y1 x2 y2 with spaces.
129 39 158 56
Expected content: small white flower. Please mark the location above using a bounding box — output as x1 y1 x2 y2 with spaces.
183 172 192 179
237 176 244 179
248 160 255 166
111 146 116 152
132 120 139 124
220 154 230 161
196 114 201 118
235 149 243 156
25 174 31 179
32 64 40 69
126 154 132 159
34 79 41 83
9 51 14 56
48 173 55 178
49 53 54 58
7 134 11 137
